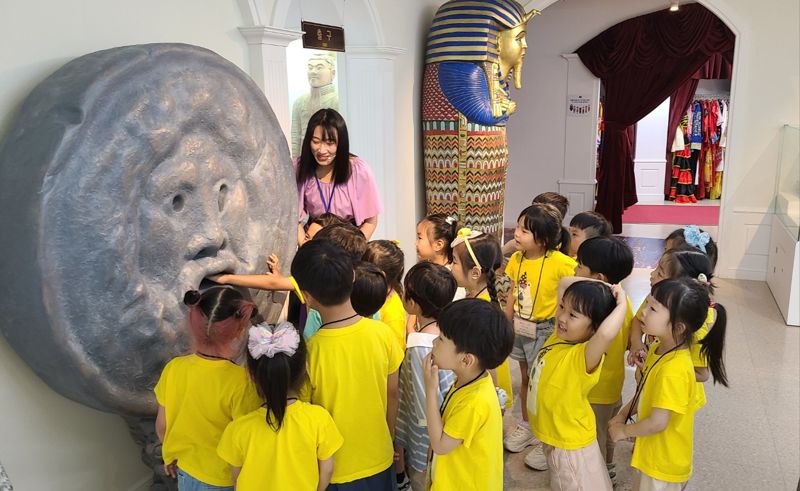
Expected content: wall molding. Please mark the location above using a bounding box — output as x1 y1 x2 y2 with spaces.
557 178 595 185
237 25 303 46
346 46 407 59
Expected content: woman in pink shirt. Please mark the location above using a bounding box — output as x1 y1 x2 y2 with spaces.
295 109 383 244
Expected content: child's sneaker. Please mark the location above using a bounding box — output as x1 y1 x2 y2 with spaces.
396 472 411 491
523 444 549 470
503 422 537 453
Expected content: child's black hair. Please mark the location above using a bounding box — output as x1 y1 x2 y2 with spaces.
308 212 348 230
438 298 514 370
576 236 634 284
352 261 389 318
362 240 405 298
404 262 457 319
246 323 307 430
662 250 715 294
532 192 569 219
454 233 502 306
313 222 368 261
569 211 613 238
651 278 728 386
665 227 718 268
517 203 564 253
420 213 458 262
183 287 257 351
562 281 616 333
291 239 354 306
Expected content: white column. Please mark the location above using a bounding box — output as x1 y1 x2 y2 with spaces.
343 46 406 242
559 53 601 222
238 26 304 142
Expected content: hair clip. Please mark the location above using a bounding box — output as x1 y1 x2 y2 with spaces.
683 225 710 253
697 273 708 283
390 239 400 247
248 321 299 359
445 215 457 225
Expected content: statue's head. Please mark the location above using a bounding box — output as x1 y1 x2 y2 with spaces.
425 0 538 87
0 43 297 416
307 52 336 88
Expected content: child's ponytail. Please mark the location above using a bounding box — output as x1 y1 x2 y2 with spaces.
700 303 729 387
485 267 500 308
246 322 307 431
557 226 571 256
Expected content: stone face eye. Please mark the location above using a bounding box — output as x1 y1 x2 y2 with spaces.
172 194 184 212
218 184 228 212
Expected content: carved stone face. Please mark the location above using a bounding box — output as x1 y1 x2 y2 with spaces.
497 23 529 89
307 58 335 88
0 44 297 416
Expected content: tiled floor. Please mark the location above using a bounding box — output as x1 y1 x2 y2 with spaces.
501 269 800 490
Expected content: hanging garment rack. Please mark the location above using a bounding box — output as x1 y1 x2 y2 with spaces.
692 93 730 100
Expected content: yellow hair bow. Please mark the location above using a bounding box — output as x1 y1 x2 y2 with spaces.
390 239 400 246
451 227 484 270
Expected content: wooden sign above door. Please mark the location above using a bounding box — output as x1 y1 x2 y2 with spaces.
301 21 345 52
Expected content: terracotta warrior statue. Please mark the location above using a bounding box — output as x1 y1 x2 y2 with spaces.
291 52 339 158
422 0 538 236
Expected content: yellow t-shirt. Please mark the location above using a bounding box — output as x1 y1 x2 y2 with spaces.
154 354 261 486
505 250 577 321
431 374 503 491
631 344 697 483
217 402 343 491
588 296 634 405
638 304 714 409
379 291 407 352
306 317 403 483
476 291 513 410
528 334 602 449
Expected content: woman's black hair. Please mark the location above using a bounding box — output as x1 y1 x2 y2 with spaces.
665 227 718 269
291 239 354 306
454 233 502 307
651 278 728 387
404 262 457 319
518 203 563 252
352 261 389 317
576 236 634 284
569 211 613 238
362 240 405 298
246 323 307 430
562 281 616 333
296 108 352 186
421 213 458 262
438 298 514 370
663 250 716 294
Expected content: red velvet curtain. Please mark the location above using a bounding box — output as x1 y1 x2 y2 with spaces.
663 53 734 196
576 4 735 233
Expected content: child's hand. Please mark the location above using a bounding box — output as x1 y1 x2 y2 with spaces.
422 353 440 394
608 411 626 428
207 274 228 284
611 283 626 306
627 348 647 368
267 254 281 275
608 422 627 443
163 460 178 479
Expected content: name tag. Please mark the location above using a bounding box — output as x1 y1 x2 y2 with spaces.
514 316 538 339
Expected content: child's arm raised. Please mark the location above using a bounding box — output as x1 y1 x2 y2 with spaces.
423 353 462 455
317 457 334 491
585 283 628 373
209 273 293 292
609 407 670 443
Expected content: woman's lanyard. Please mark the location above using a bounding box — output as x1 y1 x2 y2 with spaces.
439 370 486 416
516 253 547 321
625 344 682 423
314 176 337 214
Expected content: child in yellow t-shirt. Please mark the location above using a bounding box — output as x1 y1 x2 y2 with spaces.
573 236 634 479
503 204 577 465
217 321 343 490
628 249 718 408
527 279 627 490
291 239 403 489
154 287 262 490
363 239 407 351
609 278 729 490
450 228 513 410
567 210 613 257
423 298 515 491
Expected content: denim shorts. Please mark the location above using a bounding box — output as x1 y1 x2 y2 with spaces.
510 318 555 366
177 469 233 491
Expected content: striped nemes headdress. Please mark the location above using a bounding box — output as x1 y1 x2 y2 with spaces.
425 0 533 64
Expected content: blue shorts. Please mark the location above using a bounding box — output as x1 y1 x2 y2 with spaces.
177 469 233 491
327 465 395 491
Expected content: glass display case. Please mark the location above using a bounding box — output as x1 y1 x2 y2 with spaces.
775 125 799 240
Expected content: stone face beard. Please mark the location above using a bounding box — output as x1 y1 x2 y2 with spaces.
0 44 297 416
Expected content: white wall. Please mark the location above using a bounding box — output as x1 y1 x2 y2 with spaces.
0 1 250 489
634 98 670 203
501 0 800 280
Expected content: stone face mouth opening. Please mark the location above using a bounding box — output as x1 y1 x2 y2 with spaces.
199 269 233 290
